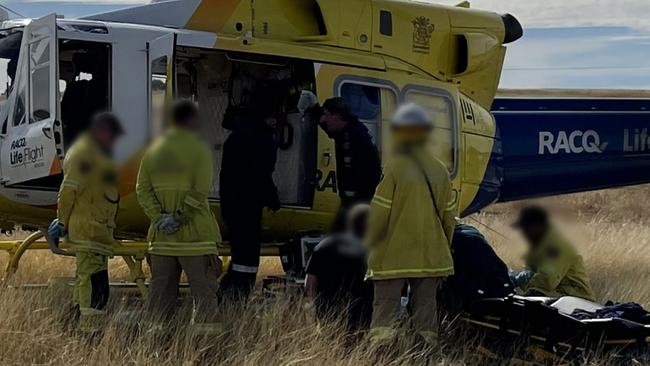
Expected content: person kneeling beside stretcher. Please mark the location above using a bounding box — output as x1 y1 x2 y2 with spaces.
510 206 595 301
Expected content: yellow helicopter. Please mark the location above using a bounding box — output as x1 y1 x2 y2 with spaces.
0 0 524 293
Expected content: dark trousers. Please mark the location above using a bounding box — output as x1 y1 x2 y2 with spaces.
219 203 263 300
317 292 373 332
370 278 443 344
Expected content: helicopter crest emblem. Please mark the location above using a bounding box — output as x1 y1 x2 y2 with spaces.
412 16 435 54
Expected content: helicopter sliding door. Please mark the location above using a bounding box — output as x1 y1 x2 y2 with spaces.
147 33 176 139
0 14 63 187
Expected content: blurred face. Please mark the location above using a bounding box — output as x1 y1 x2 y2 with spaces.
176 115 200 131
92 127 117 151
521 224 547 247
391 126 431 148
319 110 348 134
350 216 368 239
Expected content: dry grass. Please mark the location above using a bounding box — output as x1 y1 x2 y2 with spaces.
0 187 648 365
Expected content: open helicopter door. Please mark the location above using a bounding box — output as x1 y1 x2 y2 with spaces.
0 14 62 186
147 33 176 139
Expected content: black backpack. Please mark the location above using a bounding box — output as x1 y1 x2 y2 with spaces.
441 224 515 313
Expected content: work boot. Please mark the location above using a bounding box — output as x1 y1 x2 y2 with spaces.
417 330 439 349
144 322 166 336
413 330 441 361
218 270 255 302
189 321 226 337
367 326 397 345
78 308 107 334
367 327 399 363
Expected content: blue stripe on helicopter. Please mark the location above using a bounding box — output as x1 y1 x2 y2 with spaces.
462 98 650 216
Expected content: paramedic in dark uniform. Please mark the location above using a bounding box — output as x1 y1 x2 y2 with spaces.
298 92 381 230
219 91 281 301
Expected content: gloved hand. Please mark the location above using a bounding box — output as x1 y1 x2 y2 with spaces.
297 90 318 114
47 218 66 239
509 269 534 288
155 214 180 235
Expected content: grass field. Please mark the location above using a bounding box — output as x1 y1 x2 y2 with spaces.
0 186 648 365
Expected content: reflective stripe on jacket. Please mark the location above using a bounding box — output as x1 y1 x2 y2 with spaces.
365 146 457 280
58 134 119 256
136 128 221 256
524 228 595 301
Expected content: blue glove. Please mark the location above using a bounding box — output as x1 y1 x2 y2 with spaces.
48 218 66 238
155 215 180 235
510 269 534 288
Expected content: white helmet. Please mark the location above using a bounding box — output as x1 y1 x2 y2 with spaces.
391 103 433 129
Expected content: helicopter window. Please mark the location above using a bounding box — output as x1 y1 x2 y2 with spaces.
150 56 168 138
340 83 381 144
11 53 27 127
0 30 23 132
404 90 456 173
29 33 52 123
57 22 108 35
379 11 393 36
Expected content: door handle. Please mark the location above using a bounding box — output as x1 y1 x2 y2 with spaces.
42 126 53 139
322 152 331 167
451 189 460 205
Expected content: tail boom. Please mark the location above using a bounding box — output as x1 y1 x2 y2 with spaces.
494 97 650 202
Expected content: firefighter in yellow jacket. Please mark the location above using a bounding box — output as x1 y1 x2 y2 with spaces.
365 103 457 346
511 206 595 301
136 100 222 331
48 112 123 333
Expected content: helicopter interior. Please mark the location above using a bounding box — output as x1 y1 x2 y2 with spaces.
59 39 111 148
0 31 111 190
172 47 318 207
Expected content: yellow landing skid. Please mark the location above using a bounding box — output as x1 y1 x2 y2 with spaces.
0 231 281 299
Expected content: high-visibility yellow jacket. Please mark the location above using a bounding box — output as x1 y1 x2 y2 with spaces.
365 145 457 280
524 228 595 301
136 128 221 256
58 133 119 256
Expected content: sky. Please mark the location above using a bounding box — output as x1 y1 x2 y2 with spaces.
1 0 649 90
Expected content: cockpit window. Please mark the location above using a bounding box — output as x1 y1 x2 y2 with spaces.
340 83 381 144
29 27 52 123
58 22 108 35
11 59 26 127
0 29 23 133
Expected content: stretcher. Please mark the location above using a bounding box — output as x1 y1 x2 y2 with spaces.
463 295 650 363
